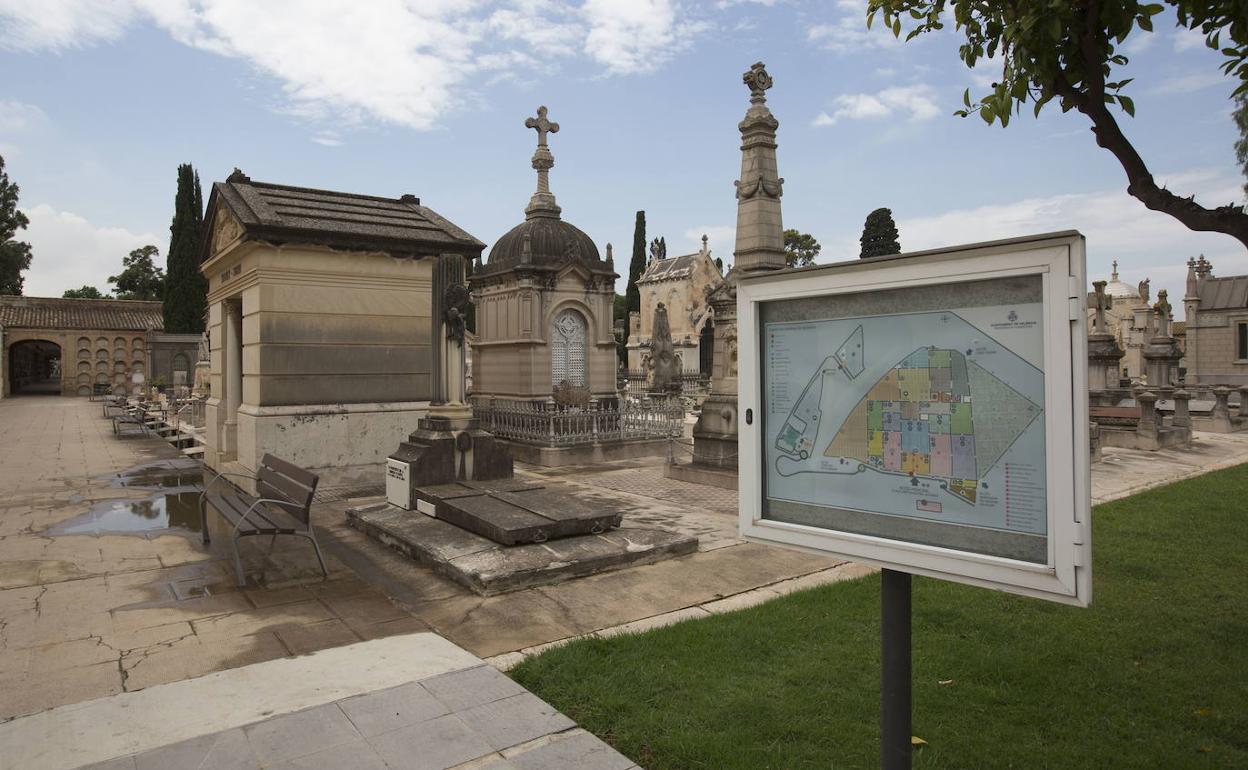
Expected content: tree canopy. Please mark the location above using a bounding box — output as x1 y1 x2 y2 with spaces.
627 211 646 314
163 163 207 332
867 0 1248 248
0 154 33 296
783 229 822 267
110 245 165 300
63 285 107 299
860 208 902 258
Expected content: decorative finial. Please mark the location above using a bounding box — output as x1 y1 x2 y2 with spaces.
1111 259 1118 280
524 106 562 220
701 234 709 254
606 243 614 267
743 62 773 105
227 168 250 183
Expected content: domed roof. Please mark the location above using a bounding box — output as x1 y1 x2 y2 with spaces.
1105 280 1138 299
487 216 602 270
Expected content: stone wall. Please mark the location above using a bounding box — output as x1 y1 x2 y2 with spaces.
202 240 434 483
2 328 150 397
1185 307 1248 385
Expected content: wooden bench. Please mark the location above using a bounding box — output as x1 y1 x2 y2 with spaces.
199 454 326 587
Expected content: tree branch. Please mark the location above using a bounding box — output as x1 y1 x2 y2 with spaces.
1053 0 1248 249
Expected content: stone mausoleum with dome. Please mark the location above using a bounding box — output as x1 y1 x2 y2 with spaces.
1086 260 1159 382
469 106 619 404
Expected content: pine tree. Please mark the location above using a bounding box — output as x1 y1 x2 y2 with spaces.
626 211 646 314
0 154 33 296
162 164 208 332
859 207 901 259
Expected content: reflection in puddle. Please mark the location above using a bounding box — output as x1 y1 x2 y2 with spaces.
51 490 204 535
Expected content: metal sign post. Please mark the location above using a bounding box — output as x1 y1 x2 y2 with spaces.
880 569 912 769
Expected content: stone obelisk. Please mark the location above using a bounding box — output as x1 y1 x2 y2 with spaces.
674 62 787 485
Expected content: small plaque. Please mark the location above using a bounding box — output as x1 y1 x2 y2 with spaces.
385 458 411 510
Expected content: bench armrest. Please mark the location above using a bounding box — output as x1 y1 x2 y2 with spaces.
234 497 309 532
200 470 259 500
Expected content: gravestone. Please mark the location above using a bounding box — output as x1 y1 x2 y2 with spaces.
649 302 681 395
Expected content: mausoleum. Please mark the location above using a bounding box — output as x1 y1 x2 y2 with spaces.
469 107 619 404
198 170 484 486
626 235 723 392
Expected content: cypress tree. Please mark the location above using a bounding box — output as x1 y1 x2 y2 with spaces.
626 210 646 313
162 164 208 332
859 207 901 259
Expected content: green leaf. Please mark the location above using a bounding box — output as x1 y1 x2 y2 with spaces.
1118 95 1135 117
963 88 971 108
1142 3 1163 14
980 104 995 124
892 17 901 37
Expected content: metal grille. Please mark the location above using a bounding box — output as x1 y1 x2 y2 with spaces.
551 309 587 387
472 396 684 447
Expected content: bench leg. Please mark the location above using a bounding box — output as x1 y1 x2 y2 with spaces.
199 497 211 545
306 530 329 580
231 532 247 588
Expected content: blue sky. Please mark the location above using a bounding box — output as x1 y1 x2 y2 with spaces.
1 0 1245 312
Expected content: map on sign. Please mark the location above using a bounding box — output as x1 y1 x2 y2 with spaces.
765 305 1047 536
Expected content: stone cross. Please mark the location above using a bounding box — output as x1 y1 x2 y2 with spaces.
525 105 559 147
525 106 559 201
1092 280 1108 333
743 61 773 105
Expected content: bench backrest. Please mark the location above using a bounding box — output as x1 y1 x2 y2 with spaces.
257 453 319 524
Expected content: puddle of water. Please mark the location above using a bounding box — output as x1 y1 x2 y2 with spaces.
50 490 204 535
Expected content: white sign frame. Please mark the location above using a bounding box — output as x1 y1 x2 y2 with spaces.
738 232 1090 606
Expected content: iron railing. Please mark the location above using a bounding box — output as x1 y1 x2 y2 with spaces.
472 396 685 447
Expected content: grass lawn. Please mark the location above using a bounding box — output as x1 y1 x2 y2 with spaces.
510 464 1248 769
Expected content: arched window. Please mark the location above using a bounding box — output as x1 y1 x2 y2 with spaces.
172 353 189 374
551 309 587 388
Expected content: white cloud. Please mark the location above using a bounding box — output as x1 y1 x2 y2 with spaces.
19 204 160 298
1173 26 1207 52
812 84 939 126
1150 71 1229 95
817 168 1247 317
0 99 47 133
582 0 708 76
0 0 135 50
807 13 898 53
0 0 703 131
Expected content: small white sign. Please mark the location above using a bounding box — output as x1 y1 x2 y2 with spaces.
385 458 411 510
737 232 1091 606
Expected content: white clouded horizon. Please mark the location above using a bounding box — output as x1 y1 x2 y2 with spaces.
812 84 939 126
0 0 708 131
20 204 161 298
820 168 1247 318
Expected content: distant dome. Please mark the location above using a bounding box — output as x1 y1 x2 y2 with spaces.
487 217 602 270
1105 279 1138 299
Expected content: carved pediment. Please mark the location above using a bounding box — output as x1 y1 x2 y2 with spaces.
210 209 244 256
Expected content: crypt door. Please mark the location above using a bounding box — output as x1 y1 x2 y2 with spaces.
551 309 587 388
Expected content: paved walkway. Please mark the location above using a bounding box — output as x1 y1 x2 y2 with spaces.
1 633 634 770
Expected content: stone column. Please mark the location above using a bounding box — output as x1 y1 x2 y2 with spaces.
1136 390 1159 446
223 301 242 458
1238 385 1248 418
426 253 473 427
680 62 786 480
1212 386 1233 432
1172 388 1192 429
1087 281 1124 393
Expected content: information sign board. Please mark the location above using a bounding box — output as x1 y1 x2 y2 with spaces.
738 232 1090 605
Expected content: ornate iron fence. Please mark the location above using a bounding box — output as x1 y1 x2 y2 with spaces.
471 396 685 447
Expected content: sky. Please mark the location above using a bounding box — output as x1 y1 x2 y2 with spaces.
1 0 1245 315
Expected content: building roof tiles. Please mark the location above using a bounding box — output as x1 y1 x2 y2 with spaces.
0 296 163 331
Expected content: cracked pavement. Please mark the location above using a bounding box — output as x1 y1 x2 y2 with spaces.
0 397 428 722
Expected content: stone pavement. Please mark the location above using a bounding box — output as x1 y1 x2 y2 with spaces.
0 397 428 721
0 633 635 770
